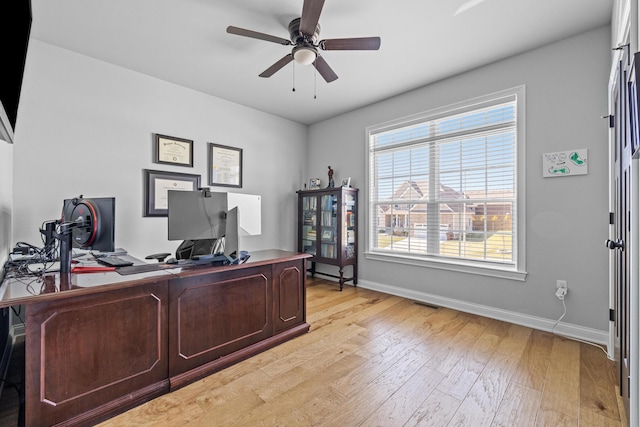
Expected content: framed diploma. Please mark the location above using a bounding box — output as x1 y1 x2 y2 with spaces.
208 143 242 188
154 134 194 167
144 169 201 217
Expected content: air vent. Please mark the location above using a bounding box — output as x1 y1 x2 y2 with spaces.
413 301 440 310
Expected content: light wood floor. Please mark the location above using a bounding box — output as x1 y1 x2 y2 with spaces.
96 277 626 427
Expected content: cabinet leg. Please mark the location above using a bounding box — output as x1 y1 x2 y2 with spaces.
353 264 357 286
339 268 344 291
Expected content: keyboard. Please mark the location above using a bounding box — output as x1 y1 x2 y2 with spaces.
96 256 134 267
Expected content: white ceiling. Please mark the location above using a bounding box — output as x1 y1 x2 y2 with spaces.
30 0 612 125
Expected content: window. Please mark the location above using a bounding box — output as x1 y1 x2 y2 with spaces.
366 87 526 280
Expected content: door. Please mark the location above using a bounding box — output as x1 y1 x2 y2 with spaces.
609 45 631 420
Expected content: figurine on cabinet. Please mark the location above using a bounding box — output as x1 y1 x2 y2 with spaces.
327 166 335 188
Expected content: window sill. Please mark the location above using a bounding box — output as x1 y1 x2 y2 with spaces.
364 251 527 281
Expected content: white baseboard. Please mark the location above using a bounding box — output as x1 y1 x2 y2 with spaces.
342 278 609 347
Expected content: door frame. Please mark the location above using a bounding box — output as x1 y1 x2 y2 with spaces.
608 49 620 362
608 16 639 425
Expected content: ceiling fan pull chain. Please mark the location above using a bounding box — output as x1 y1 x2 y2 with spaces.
292 62 296 92
314 60 317 99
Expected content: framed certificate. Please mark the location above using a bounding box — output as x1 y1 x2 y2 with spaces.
144 169 201 217
208 143 242 188
154 134 194 167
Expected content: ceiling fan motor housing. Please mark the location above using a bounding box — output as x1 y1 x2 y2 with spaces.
288 17 320 45
289 17 320 64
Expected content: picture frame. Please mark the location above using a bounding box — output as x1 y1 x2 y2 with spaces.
341 177 351 187
322 229 333 240
154 134 194 167
144 169 201 217
208 143 242 188
309 178 321 189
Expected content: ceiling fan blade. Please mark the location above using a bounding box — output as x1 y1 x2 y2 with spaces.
227 26 292 46
259 54 294 78
313 55 338 83
300 0 325 35
320 37 381 51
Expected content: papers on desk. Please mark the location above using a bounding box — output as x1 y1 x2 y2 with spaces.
25 254 126 274
94 248 128 257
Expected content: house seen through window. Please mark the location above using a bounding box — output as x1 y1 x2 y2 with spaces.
366 87 525 278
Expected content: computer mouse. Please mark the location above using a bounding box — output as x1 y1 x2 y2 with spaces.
165 257 179 264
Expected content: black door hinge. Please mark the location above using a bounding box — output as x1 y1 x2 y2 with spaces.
603 114 615 128
610 308 615 321
610 212 615 225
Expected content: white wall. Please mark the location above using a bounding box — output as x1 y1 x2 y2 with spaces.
308 26 611 333
0 140 12 275
12 40 307 259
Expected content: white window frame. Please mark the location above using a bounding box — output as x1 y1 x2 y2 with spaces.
365 86 527 281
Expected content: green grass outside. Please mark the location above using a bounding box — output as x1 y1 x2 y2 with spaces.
375 231 513 262
375 234 407 248
440 232 512 261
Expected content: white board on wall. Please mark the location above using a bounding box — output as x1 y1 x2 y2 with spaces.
227 193 261 236
542 149 588 178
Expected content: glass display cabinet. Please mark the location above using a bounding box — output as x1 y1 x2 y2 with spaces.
297 187 358 290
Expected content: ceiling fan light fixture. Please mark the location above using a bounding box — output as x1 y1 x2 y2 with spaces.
293 46 317 65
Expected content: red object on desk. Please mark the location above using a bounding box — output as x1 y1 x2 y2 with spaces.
71 266 116 273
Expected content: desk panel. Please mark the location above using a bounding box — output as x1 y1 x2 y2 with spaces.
169 265 273 378
25 281 169 426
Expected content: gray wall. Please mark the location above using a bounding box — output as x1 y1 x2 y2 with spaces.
12 40 308 259
10 26 611 339
307 26 611 335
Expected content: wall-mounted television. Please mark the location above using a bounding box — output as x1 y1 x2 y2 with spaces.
0 0 32 143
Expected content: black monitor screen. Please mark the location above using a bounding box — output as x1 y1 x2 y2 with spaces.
224 207 238 258
167 190 228 241
61 196 115 252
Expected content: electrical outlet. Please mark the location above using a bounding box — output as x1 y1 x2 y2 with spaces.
555 280 568 300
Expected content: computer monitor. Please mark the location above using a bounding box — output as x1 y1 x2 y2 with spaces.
167 189 240 260
167 190 227 241
224 207 239 258
61 196 115 252
46 196 116 273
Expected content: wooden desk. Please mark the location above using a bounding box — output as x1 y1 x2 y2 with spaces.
0 250 310 427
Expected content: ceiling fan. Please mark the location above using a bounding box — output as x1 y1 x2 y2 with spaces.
226 0 381 83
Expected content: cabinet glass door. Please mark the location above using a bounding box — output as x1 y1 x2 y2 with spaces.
320 194 337 259
301 196 317 256
343 193 356 259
